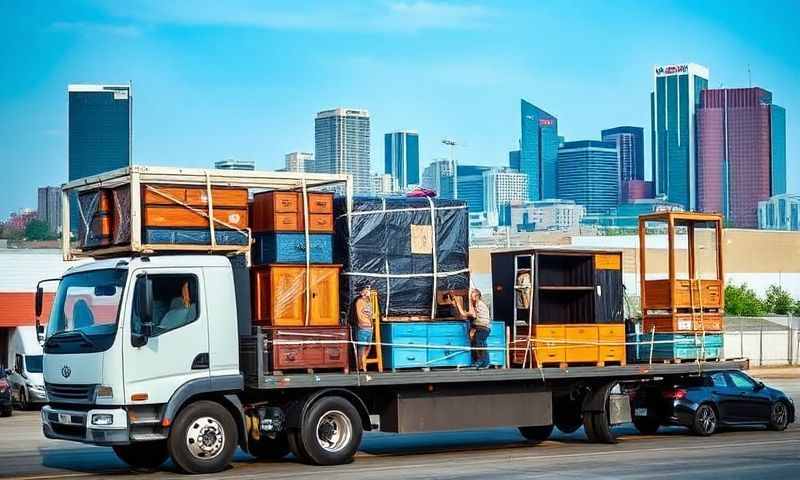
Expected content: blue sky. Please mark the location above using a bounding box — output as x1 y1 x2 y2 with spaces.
1 0 799 215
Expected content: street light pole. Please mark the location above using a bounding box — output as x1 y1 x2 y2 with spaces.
442 138 457 199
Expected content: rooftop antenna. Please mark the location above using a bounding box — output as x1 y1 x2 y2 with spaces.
747 64 752 87
442 138 458 199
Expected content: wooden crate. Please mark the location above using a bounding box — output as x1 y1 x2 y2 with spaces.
251 264 341 327
643 312 724 333
143 205 248 229
643 279 723 311
269 326 349 373
142 185 248 208
627 332 723 363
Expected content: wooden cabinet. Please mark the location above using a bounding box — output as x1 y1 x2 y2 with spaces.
252 264 341 327
143 206 248 229
598 324 625 365
534 325 566 365
269 327 349 373
252 191 334 233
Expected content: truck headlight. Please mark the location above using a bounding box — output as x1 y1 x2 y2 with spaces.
91 413 115 426
95 385 113 399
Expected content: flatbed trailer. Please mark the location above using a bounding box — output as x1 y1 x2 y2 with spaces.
38 166 759 475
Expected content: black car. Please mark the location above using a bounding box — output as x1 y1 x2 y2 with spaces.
630 370 794 436
0 369 12 417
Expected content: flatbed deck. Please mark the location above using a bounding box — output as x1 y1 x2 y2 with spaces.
246 359 749 390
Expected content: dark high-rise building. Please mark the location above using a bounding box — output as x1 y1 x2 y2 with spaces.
68 84 132 180
651 64 709 210
457 165 491 213
601 126 645 181
68 84 132 229
520 99 559 201
557 141 619 215
508 150 520 171
384 130 420 190
696 87 787 228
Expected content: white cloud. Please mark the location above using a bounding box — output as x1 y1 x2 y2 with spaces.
51 21 141 38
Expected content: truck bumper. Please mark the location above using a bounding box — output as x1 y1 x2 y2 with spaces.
42 405 130 446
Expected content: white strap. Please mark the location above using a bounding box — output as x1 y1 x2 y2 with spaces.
301 180 311 327
427 196 438 320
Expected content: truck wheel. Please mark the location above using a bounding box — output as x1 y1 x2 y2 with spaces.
113 441 168 470
287 429 311 462
518 424 554 443
554 408 583 434
585 411 617 444
298 396 363 466
248 433 290 460
168 400 238 474
632 417 661 435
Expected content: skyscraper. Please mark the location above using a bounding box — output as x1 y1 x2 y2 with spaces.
384 130 420 190
37 186 61 233
508 150 520 171
421 159 455 199
557 141 619 215
457 165 491 213
214 159 255 170
68 84 132 180
651 63 709 209
696 87 787 227
284 152 313 172
601 126 645 199
68 84 132 229
314 108 371 193
520 99 559 201
483 168 528 226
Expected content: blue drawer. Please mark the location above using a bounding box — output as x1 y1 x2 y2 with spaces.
253 233 333 265
488 350 505 367
487 322 506 346
384 347 427 369
381 323 428 339
627 333 724 363
427 322 469 337
144 228 249 245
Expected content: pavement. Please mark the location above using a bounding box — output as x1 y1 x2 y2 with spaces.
0 377 798 480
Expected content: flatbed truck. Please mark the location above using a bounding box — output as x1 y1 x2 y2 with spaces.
38 167 749 474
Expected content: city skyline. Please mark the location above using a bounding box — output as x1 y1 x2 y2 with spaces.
2 1 800 214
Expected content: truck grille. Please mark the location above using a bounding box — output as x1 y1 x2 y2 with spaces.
45 383 95 403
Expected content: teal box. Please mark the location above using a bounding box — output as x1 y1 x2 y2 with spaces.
253 233 333 265
627 332 723 363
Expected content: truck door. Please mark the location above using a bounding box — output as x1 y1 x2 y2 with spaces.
123 269 210 405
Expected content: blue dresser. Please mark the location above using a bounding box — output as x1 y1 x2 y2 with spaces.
627 332 723 363
381 321 506 369
144 228 249 246
253 233 333 265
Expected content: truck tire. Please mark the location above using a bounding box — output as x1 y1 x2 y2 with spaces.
587 411 617 444
248 433 290 460
113 441 168 470
297 396 363 466
518 424 554 443
287 429 311 462
582 409 597 442
168 400 239 474
554 407 583 434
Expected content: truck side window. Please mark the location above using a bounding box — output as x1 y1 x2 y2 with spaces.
132 274 200 339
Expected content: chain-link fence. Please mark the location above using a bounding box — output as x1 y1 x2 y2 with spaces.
724 316 800 366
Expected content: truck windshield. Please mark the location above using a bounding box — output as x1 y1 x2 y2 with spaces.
44 269 127 354
25 355 43 373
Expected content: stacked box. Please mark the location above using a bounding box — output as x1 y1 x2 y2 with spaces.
334 197 469 321
627 331 724 363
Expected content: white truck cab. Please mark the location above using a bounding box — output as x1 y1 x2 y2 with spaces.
41 254 243 470
6 326 46 409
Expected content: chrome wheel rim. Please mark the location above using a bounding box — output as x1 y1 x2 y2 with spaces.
316 410 352 453
698 406 716 433
773 403 787 427
185 416 226 460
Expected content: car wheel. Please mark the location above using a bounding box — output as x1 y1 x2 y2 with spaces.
19 389 29 411
248 433 290 460
768 401 790 431
168 400 239 474
113 441 169 471
691 404 717 436
298 396 363 466
1 406 11 417
518 424 554 443
632 417 661 435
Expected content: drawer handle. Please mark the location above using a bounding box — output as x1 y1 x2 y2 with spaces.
286 353 296 361
315 201 327 207
329 351 340 359
406 356 416 361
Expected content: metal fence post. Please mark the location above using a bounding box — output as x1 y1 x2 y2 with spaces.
759 317 764 367
739 317 744 359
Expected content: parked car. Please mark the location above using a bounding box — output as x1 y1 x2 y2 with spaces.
630 370 795 436
0 369 12 417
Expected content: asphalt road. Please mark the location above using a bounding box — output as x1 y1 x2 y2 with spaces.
1 378 798 480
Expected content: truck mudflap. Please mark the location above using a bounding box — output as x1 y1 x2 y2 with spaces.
41 405 130 446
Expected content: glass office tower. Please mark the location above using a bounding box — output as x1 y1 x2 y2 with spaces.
520 99 559 201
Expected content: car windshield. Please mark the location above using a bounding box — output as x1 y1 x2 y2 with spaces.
45 268 127 354
25 355 43 373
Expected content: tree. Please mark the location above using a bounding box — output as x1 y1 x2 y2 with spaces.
764 285 795 315
793 300 800 317
24 219 53 241
724 283 766 316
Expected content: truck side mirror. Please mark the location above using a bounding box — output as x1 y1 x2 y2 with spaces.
132 274 154 347
35 286 44 318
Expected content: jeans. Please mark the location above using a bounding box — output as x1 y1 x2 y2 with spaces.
472 327 490 367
